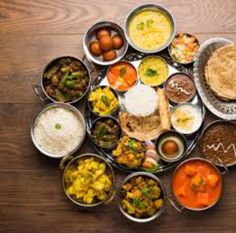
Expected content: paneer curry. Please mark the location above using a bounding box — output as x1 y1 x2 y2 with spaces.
172 159 222 209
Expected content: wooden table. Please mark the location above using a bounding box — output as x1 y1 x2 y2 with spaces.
0 0 236 232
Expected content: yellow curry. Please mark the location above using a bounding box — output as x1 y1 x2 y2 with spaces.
128 9 172 51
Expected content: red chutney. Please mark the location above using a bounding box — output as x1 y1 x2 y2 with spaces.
172 160 222 209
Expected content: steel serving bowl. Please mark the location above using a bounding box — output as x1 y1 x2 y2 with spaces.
124 3 176 54
118 172 167 223
168 33 200 65
60 153 115 207
83 21 129 66
90 116 122 150
31 103 86 158
169 157 226 212
34 56 91 104
200 120 236 167
87 85 120 117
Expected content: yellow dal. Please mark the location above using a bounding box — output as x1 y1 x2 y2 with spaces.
128 9 172 51
138 57 169 86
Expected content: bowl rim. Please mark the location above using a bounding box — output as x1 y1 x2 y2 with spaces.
124 3 176 54
168 32 200 65
117 171 167 223
171 157 224 211
30 102 86 158
83 20 129 66
62 153 115 207
40 55 91 104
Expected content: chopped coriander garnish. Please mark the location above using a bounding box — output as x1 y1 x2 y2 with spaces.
146 19 154 28
119 67 126 77
145 68 158 77
137 22 145 30
55 123 62 129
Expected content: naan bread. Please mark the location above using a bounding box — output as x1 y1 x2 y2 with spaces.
205 45 236 101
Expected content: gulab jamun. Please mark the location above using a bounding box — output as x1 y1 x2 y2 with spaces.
103 50 117 61
96 28 111 40
162 140 178 156
112 34 124 49
99 35 114 51
89 41 102 56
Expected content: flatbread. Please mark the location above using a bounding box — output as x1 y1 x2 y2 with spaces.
205 45 236 101
119 111 162 141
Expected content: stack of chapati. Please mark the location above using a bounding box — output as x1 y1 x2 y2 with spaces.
205 45 236 101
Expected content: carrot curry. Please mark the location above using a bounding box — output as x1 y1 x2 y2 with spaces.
172 160 222 209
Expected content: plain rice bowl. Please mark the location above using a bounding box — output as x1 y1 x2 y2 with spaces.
32 103 85 158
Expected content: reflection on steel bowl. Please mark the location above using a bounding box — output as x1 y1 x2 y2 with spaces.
31 103 86 158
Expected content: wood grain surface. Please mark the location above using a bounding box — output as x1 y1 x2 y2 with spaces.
0 0 236 232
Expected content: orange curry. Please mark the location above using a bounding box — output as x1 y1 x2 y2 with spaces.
172 160 222 209
107 61 137 92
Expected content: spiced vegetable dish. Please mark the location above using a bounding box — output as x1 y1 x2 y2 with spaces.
43 57 89 102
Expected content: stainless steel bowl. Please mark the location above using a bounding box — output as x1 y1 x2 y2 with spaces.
169 157 226 212
124 4 176 54
168 33 200 65
34 56 91 104
200 120 236 167
61 153 115 207
31 103 86 158
118 172 167 223
87 85 120 117
83 21 129 66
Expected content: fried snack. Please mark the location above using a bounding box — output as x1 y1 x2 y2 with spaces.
205 45 236 101
157 88 171 130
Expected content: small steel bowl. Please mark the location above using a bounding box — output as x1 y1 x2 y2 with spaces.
60 153 115 208
169 157 226 212
124 4 176 54
168 33 200 65
200 120 236 167
106 60 138 92
118 172 167 223
83 21 129 66
31 103 86 158
34 56 91 104
164 72 196 105
87 85 120 117
137 55 169 87
90 116 122 150
155 130 187 163
171 102 204 135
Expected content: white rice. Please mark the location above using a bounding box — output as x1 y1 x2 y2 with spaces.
34 107 83 157
124 84 158 116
